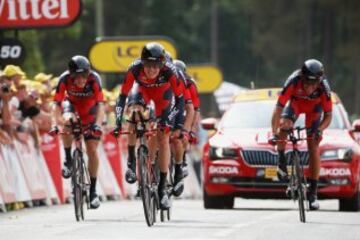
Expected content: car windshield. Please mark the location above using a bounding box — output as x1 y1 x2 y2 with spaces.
219 100 344 129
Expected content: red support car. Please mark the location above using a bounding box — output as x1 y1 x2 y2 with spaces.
202 88 360 211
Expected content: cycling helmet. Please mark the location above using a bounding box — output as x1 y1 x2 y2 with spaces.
164 51 173 63
301 59 324 82
173 60 187 73
141 42 165 66
68 55 90 75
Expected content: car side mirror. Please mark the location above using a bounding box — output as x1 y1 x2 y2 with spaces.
201 118 218 130
352 119 360 132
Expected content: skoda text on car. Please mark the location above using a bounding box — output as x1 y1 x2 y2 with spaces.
202 88 360 211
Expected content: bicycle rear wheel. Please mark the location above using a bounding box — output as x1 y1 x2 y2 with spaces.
72 149 84 222
294 151 306 223
138 145 156 227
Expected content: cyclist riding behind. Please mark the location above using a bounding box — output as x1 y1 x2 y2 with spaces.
113 42 185 210
173 59 201 178
51 55 105 209
271 59 332 210
164 53 194 197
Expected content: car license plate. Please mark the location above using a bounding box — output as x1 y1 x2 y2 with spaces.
265 167 277 179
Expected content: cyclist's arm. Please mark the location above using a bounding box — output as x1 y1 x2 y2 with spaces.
51 104 63 127
183 102 194 132
95 103 105 126
169 74 185 128
319 80 333 132
271 106 283 134
319 113 332 132
188 80 201 132
93 79 105 127
115 71 135 124
52 77 67 127
271 74 297 134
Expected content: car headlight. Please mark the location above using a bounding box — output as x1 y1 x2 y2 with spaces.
321 148 352 162
209 147 238 160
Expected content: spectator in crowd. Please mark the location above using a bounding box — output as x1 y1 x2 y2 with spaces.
0 70 12 145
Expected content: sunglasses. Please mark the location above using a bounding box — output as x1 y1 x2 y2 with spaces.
303 78 319 85
72 72 88 78
143 60 163 69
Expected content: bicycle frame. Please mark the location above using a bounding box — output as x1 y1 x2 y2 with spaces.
286 127 308 223
271 126 309 222
120 110 159 227
61 117 91 221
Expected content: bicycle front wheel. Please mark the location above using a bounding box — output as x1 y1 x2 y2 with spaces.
294 151 306 223
138 145 156 227
72 149 85 222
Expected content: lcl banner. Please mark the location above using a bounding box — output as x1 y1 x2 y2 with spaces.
0 0 82 29
89 36 177 73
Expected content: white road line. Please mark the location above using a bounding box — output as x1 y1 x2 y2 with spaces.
214 211 289 238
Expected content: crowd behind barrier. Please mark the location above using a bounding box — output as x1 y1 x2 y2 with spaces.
0 64 204 213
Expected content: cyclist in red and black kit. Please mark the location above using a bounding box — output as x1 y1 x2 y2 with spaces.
163 53 193 197
173 59 201 177
51 55 105 209
271 59 332 210
113 42 185 210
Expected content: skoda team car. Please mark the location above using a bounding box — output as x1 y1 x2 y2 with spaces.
202 88 360 211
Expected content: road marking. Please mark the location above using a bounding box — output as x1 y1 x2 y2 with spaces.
214 211 289 238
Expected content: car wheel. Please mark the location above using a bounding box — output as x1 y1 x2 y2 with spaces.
339 188 360 212
203 189 234 209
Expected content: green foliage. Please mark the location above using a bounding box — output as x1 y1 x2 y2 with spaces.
1 0 359 115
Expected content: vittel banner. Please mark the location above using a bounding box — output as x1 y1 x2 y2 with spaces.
0 0 82 29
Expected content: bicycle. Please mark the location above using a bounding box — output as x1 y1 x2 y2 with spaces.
51 116 94 221
116 110 160 227
269 126 309 223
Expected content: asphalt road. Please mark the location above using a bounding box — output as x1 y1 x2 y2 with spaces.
1 198 359 240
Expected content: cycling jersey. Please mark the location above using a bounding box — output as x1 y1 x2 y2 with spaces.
184 72 200 111
277 70 332 134
116 60 185 128
54 70 104 125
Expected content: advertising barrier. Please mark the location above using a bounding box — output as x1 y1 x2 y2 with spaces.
97 144 122 199
40 132 64 203
14 140 48 201
0 191 5 212
1 144 32 203
0 151 17 203
102 133 127 198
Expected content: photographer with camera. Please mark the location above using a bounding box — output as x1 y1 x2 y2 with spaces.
0 71 13 145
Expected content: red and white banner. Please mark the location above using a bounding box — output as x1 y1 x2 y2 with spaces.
13 140 48 201
0 190 5 212
1 144 32 203
40 132 64 203
102 133 127 198
37 149 60 204
98 144 122 198
0 151 17 203
0 0 82 29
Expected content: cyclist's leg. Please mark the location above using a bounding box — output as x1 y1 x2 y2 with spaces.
125 86 148 184
277 102 298 180
181 99 195 178
305 104 322 210
153 89 173 210
125 105 142 184
171 127 185 197
84 131 101 209
61 100 75 178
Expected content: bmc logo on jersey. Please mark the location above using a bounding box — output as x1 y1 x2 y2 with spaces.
0 0 82 29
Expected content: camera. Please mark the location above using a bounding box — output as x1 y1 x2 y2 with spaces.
1 84 10 93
